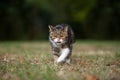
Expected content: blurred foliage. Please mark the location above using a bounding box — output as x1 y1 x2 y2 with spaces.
0 0 120 40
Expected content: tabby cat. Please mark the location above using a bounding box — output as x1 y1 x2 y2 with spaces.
48 24 75 64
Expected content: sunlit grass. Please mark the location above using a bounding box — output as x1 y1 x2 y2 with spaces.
0 41 120 80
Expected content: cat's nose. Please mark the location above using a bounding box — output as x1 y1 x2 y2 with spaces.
56 38 62 43
57 38 60 41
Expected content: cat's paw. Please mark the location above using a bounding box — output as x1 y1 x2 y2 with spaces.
57 58 65 64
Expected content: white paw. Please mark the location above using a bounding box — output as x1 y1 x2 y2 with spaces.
57 58 65 63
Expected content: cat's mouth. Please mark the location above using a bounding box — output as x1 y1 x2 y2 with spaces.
56 41 61 43
53 38 64 44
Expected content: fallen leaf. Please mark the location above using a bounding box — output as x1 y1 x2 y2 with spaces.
83 74 99 80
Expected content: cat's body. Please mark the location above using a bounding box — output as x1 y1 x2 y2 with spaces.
48 24 75 64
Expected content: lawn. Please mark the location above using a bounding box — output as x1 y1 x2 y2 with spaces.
0 41 120 80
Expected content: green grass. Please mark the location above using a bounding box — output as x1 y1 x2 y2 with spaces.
0 41 120 80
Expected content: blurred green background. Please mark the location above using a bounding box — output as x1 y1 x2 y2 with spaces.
0 0 120 41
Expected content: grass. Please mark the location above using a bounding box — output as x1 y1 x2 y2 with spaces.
0 41 120 80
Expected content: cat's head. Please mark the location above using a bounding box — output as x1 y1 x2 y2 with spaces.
49 25 68 44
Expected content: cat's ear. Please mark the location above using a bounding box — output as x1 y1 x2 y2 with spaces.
48 25 54 32
64 26 68 32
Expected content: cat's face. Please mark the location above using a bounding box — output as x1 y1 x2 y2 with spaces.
49 25 68 44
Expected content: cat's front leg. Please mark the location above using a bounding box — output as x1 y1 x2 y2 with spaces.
57 48 70 63
51 47 59 64
53 55 58 65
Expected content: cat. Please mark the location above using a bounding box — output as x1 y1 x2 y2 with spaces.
48 24 75 64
